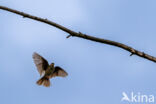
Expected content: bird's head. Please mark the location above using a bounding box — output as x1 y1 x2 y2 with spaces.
50 63 54 67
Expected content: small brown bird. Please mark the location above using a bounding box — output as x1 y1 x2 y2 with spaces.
33 52 68 87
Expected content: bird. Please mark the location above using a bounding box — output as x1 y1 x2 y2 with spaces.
32 52 68 87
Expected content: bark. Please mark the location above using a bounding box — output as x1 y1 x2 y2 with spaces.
0 6 156 63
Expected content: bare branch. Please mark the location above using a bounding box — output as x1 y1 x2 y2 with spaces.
0 6 156 63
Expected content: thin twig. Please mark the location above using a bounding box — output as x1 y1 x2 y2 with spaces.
0 6 156 63
66 34 72 38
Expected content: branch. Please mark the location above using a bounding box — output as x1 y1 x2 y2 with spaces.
1 5 156 63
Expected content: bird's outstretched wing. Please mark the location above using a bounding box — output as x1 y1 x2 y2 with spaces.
33 52 49 76
50 66 68 78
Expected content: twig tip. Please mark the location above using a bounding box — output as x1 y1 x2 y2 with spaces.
130 53 134 56
66 34 72 38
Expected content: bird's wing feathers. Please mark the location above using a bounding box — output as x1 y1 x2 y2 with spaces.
50 66 68 78
33 52 49 76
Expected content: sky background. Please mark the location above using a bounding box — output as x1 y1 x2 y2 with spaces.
1 0 156 104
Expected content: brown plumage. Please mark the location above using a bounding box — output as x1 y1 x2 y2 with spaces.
33 52 68 87
37 76 50 87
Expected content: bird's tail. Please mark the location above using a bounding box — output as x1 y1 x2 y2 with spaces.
36 77 50 87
